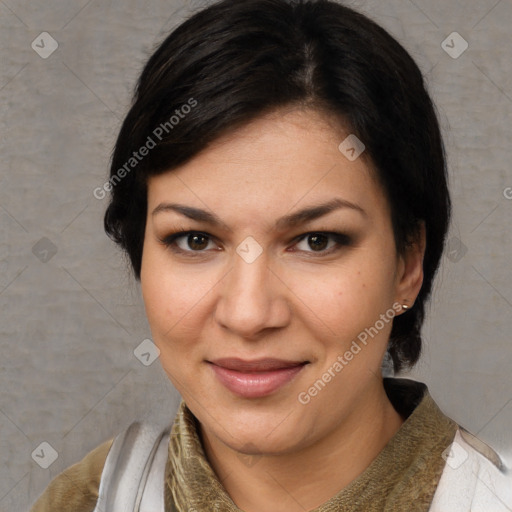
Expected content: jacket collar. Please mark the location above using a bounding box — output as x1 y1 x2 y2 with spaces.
165 378 458 511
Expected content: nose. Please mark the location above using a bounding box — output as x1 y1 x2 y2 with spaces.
214 249 291 340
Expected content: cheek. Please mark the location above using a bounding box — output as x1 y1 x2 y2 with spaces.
140 246 217 346
285 258 397 344
141 247 186 338
141 262 202 385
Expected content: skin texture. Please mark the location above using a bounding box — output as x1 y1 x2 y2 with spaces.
140 107 425 512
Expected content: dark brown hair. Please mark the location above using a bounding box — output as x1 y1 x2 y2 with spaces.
104 0 451 373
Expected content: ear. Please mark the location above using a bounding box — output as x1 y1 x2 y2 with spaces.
394 221 426 310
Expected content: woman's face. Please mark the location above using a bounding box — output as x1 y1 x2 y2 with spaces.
140 108 423 455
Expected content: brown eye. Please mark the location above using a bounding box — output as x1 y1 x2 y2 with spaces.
186 233 209 250
307 234 329 251
161 231 216 254
293 232 351 255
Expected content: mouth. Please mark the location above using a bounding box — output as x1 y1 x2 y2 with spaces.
207 358 309 398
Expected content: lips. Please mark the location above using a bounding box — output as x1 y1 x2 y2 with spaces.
208 358 308 398
210 357 306 372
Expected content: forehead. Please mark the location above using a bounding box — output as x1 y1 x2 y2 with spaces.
146 108 389 225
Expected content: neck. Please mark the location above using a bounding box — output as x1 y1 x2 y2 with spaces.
199 382 404 512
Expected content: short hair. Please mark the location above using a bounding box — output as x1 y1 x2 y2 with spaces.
104 0 451 373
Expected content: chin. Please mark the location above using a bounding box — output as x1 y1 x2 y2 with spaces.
208 400 308 454
224 426 304 456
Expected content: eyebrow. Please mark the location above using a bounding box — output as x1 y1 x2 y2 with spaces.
151 197 366 230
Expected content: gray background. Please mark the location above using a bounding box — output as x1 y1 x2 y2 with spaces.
1 0 511 510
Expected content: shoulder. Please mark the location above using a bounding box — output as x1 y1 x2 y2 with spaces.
94 420 172 511
29 437 114 512
429 427 512 511
457 425 505 470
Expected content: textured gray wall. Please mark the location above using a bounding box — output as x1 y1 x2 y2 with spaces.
1 0 511 510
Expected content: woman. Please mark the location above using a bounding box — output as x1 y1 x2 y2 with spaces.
30 0 511 510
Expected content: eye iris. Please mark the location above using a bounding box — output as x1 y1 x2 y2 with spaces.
188 234 208 250
308 234 328 251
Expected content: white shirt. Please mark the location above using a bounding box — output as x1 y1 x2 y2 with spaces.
430 428 512 511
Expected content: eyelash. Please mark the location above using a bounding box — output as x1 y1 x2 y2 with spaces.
159 230 352 258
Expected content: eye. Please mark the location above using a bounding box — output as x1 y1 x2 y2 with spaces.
293 232 351 255
160 230 218 255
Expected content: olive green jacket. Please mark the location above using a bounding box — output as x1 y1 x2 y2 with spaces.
31 378 478 511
